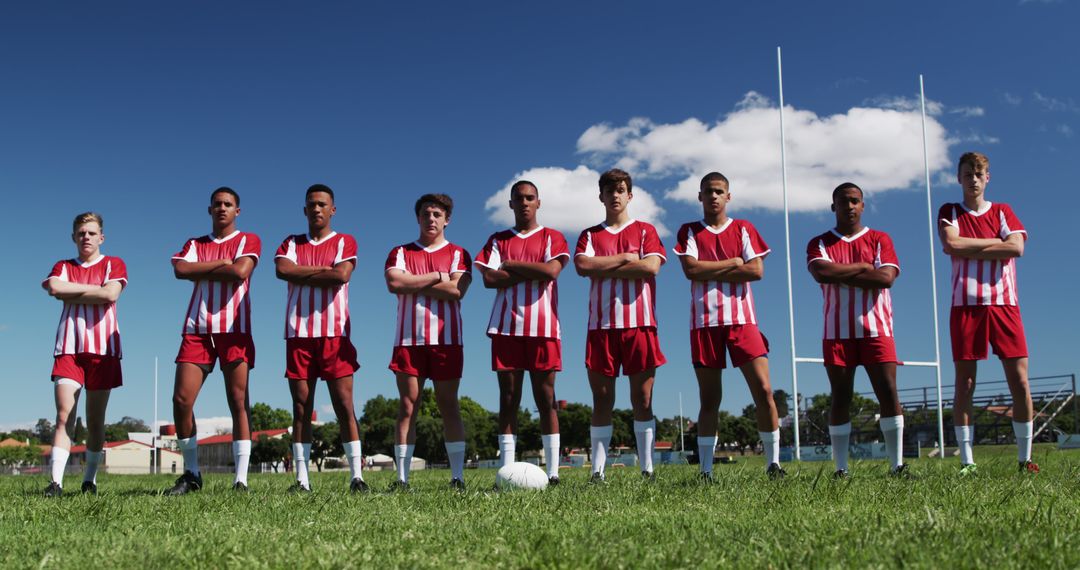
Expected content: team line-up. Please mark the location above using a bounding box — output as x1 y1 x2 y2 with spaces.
40 150 1035 496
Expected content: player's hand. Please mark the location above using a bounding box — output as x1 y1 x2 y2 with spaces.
621 252 639 263
733 257 745 267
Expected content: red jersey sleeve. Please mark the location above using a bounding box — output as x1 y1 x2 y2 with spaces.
452 247 473 274
42 260 67 288
937 204 958 229
673 223 694 257
172 239 198 263
575 229 593 257
998 204 1027 239
741 222 770 261
806 236 828 266
337 234 359 264
640 223 667 261
545 230 570 265
104 257 129 287
274 236 295 260
876 232 900 270
238 233 262 264
474 234 499 269
385 246 406 273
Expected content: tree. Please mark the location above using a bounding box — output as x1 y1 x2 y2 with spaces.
773 389 791 419
0 443 41 467
560 403 593 458
104 416 150 442
33 419 54 444
252 434 290 472
250 403 292 431
311 421 341 472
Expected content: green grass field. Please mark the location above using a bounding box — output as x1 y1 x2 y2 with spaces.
3 444 1079 569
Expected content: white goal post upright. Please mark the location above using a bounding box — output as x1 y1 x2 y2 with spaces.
776 49 947 460
920 75 947 459
776 46 802 461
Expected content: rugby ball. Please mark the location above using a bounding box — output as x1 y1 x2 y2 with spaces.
495 462 549 491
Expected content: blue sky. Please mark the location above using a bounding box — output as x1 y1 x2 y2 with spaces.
2 1 1077 434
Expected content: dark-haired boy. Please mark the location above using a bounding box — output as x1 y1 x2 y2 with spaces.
384 193 472 490
673 172 783 481
275 184 366 493
574 169 667 481
807 183 908 478
167 187 261 494
939 152 1036 475
475 180 568 484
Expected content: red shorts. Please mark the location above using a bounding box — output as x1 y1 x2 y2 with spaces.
950 305 1028 361
691 324 769 369
491 336 562 372
51 354 123 390
823 336 898 367
389 345 463 381
175 333 256 370
286 337 360 381
585 328 666 377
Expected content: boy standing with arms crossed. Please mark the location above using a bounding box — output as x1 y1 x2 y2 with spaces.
939 152 1037 475
673 173 784 481
475 180 569 484
574 169 667 482
42 212 128 496
275 184 366 493
384 194 472 490
168 187 261 494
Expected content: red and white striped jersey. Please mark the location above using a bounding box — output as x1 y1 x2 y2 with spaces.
939 202 1026 307
172 231 261 335
385 241 471 346
575 220 667 330
43 256 128 357
275 232 357 339
475 226 569 339
806 228 900 340
673 219 769 328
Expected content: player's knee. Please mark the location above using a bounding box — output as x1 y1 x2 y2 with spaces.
172 392 194 410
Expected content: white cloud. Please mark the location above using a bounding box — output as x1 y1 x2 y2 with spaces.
1059 124 1074 138
483 165 670 236
578 93 951 213
1003 92 1023 106
1033 91 1078 113
865 95 944 116
948 131 1001 145
949 106 985 118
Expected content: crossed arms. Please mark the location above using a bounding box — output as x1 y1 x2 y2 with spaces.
174 257 256 282
43 279 123 304
574 252 662 279
276 258 355 287
480 258 565 289
808 260 898 289
677 255 763 283
385 268 472 301
939 224 1025 260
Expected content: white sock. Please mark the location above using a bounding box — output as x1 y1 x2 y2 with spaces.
760 429 780 468
293 442 310 488
879 416 904 469
445 441 466 480
634 419 656 473
303 442 312 463
955 425 974 465
395 444 414 483
698 435 718 474
178 436 200 475
84 450 103 484
829 423 851 472
51 446 70 486
232 440 251 485
1013 420 1034 463
590 425 612 475
345 440 364 481
498 434 516 468
542 433 560 478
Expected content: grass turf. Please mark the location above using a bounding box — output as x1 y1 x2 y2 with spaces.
3 444 1079 569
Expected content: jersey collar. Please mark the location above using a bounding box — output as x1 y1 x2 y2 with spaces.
415 240 450 253
830 226 870 242
209 230 241 244
700 218 733 234
307 231 338 245
601 219 636 234
512 226 544 238
77 255 106 268
960 201 993 216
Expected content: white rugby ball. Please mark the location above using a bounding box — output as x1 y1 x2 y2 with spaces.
495 461 549 491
